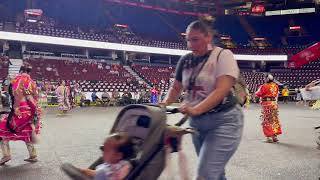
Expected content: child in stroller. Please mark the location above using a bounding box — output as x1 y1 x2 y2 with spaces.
80 133 135 180
61 104 194 180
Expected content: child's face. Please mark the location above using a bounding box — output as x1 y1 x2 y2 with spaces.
103 139 123 164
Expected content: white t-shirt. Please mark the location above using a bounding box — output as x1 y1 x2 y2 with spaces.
175 47 239 107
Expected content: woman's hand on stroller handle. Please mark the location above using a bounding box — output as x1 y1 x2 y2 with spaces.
158 102 169 108
179 103 201 117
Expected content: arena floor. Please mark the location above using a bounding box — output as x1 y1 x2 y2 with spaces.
1 103 320 180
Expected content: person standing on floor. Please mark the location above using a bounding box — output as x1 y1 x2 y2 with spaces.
162 16 244 180
295 87 303 106
150 86 159 104
255 74 282 143
281 86 289 104
305 80 320 109
55 80 71 115
0 62 41 165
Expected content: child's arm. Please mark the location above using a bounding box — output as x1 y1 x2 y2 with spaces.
79 168 96 177
114 163 132 180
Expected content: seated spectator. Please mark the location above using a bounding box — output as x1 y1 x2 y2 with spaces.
91 91 100 103
102 91 110 99
133 91 139 104
101 91 110 106
80 92 90 107
110 90 120 106
138 90 149 104
119 91 132 106
1 80 11 111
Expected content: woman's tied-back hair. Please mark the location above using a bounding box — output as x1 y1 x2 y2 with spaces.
186 15 215 36
109 132 135 160
19 62 32 74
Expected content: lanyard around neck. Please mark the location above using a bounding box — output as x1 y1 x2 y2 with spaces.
187 50 212 91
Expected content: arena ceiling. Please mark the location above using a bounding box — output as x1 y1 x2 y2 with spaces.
160 0 316 10
0 0 317 25
130 0 316 16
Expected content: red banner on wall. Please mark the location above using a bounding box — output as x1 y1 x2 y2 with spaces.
289 42 320 68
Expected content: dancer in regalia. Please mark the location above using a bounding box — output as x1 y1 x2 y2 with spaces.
55 80 71 115
255 74 282 143
0 63 41 165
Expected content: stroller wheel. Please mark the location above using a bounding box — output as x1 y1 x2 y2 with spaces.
61 163 92 180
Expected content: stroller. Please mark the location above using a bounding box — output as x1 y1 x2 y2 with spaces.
61 104 192 180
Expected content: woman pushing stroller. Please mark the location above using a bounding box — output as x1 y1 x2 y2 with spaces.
61 16 243 180
162 16 244 180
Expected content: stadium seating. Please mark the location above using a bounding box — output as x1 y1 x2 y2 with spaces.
25 58 139 92
131 63 175 91
2 54 320 94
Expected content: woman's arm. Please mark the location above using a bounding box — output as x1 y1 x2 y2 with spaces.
162 53 187 106
162 80 183 106
79 168 96 177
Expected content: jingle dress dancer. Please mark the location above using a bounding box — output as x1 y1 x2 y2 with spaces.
255 74 282 143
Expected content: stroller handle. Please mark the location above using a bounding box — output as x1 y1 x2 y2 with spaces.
166 107 180 114
143 103 180 114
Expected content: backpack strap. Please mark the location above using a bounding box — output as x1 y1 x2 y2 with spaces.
216 48 225 63
216 48 242 82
